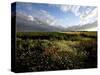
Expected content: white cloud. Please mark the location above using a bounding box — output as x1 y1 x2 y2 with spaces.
57 5 80 16
27 15 34 21
16 8 57 26
85 8 92 14
31 9 58 26
56 5 97 25
80 8 97 25
59 5 72 12
71 5 80 16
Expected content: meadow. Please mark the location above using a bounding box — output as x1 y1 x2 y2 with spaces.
15 32 97 72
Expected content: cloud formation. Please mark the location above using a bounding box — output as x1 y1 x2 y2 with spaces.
80 8 97 25
27 15 34 21
16 2 97 29
16 3 56 26
56 5 81 16
34 9 56 25
16 8 57 26
56 5 97 25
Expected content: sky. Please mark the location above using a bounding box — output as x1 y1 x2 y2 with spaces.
16 2 97 28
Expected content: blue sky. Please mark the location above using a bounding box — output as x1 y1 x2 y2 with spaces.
16 2 97 28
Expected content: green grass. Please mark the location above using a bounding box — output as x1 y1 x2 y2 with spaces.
15 32 97 72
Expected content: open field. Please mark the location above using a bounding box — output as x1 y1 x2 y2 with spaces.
15 32 97 72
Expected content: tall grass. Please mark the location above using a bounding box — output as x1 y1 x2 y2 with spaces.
15 32 97 72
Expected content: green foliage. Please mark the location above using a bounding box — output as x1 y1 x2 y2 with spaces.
15 32 97 72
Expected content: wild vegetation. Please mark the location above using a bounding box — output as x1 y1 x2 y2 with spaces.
15 32 97 72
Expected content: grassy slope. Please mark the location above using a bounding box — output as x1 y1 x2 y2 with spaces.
15 32 97 72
